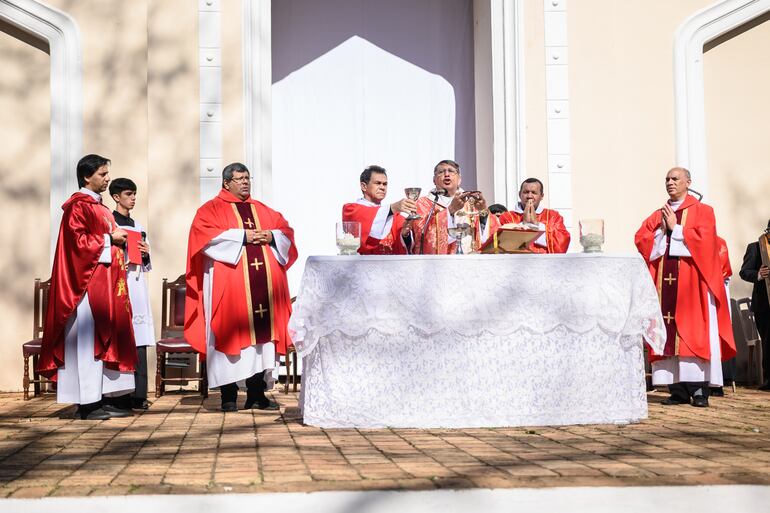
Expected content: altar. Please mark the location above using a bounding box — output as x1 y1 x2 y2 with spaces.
288 254 665 429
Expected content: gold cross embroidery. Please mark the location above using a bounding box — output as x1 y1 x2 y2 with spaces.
663 311 675 325
254 304 268 318
244 218 255 228
250 258 264 272
663 273 677 286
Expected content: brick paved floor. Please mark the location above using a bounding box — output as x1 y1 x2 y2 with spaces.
1 387 770 498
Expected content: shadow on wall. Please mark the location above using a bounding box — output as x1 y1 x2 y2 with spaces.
272 0 477 186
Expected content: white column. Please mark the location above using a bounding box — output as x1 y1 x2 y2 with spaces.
475 0 525 208
242 0 272 201
199 0 222 202
543 0 572 229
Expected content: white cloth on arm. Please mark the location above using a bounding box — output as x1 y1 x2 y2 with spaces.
201 228 286 389
57 293 135 404
355 198 394 240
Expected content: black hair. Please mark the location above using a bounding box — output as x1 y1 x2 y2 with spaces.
76 154 111 188
109 177 137 197
360 165 387 184
488 203 507 215
520 177 544 195
433 159 460 174
222 162 250 187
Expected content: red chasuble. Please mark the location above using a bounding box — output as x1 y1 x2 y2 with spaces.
341 202 407 255
412 196 500 254
497 209 571 254
38 192 137 377
634 195 736 362
717 236 732 280
184 189 297 356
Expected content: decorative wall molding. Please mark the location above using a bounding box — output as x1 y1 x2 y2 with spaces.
241 0 271 201
0 0 82 256
543 0 572 228
674 0 770 197
199 0 222 202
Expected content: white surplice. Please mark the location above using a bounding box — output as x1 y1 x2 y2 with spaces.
56 188 135 404
202 228 292 389
119 222 155 347
649 198 723 386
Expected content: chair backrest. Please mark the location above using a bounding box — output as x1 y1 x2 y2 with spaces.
161 274 186 339
736 297 759 344
32 278 52 340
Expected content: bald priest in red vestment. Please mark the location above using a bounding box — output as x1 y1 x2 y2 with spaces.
185 162 297 412
635 167 736 407
498 178 570 253
38 154 137 420
342 165 415 254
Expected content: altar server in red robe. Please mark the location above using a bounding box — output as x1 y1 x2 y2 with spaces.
185 163 297 412
412 160 500 254
38 154 137 420
635 167 736 407
341 165 415 255
498 178 571 253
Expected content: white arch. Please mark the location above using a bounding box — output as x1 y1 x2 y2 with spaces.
674 0 770 197
0 0 82 255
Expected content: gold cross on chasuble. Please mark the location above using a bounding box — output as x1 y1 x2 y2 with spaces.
254 304 268 318
663 311 675 324
663 273 676 286
243 218 255 228
250 258 264 271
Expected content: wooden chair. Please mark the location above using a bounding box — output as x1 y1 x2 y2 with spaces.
737 297 763 385
155 274 208 398
22 278 53 400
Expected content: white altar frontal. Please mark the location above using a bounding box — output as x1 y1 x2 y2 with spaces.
289 254 666 429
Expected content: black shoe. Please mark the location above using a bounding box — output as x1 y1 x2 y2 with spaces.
692 396 709 407
758 382 770 391
221 402 238 412
102 404 132 417
80 407 130 420
661 396 689 405
710 387 724 397
131 399 151 410
244 399 280 411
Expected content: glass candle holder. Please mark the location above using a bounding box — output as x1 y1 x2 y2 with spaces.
336 221 361 255
579 219 604 253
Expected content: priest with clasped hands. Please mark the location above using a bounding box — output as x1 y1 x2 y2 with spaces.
412 159 500 254
634 167 736 407
498 178 570 253
185 163 297 413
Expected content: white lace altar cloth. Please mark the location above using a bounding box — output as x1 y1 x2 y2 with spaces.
289 254 665 429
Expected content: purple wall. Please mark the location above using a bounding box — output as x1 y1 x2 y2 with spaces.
272 0 478 188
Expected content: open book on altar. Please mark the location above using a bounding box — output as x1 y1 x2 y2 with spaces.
479 226 544 254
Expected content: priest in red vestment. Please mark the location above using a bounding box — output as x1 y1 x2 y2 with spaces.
185 162 297 412
412 160 500 254
38 154 137 420
341 165 414 255
498 178 570 253
634 167 736 407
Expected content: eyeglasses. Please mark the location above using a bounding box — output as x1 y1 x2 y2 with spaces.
434 169 459 176
228 176 251 183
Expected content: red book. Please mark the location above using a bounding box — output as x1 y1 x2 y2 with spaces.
126 230 142 264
